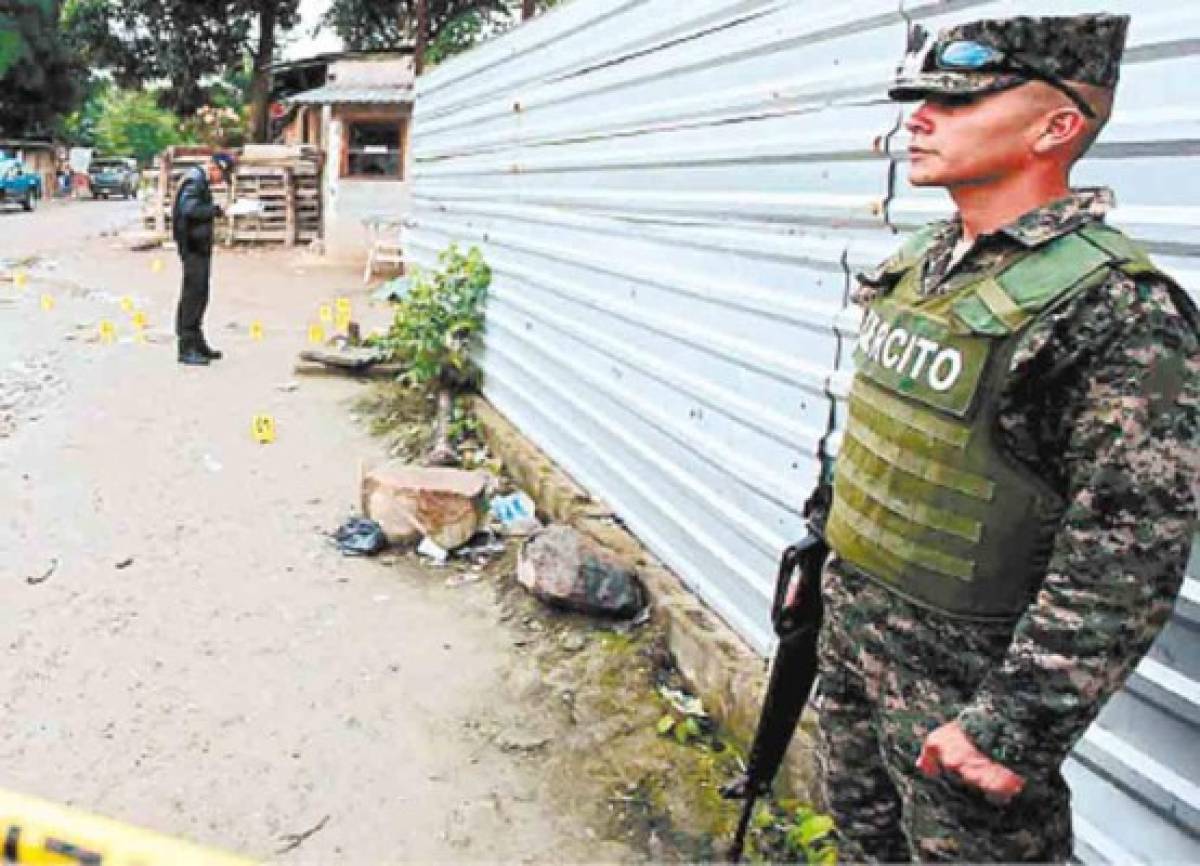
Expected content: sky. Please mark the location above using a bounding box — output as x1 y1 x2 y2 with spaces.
281 0 345 61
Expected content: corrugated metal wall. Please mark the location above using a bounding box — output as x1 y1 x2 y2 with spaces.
407 1 1199 860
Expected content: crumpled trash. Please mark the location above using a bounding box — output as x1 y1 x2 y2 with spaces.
455 529 507 560
490 491 542 536
417 536 449 565
334 517 387 556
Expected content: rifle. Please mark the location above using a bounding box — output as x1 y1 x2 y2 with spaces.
721 529 828 862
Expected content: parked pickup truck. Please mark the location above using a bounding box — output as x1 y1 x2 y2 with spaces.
0 157 41 211
88 157 139 199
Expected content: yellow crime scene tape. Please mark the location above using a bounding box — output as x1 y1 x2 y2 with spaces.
0 788 258 865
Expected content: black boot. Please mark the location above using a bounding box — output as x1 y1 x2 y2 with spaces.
178 341 210 366
198 335 223 360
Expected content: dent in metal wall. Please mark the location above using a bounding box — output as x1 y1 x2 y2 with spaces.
408 1 1200 860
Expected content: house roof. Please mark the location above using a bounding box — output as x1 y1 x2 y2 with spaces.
0 139 57 151
287 84 413 105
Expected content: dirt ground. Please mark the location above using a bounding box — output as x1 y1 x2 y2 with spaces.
0 198 665 862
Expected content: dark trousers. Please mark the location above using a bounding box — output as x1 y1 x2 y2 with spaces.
176 250 212 350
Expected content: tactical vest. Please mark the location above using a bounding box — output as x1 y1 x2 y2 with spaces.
825 221 1173 619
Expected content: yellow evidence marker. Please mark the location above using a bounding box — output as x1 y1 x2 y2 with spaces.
308 323 325 345
251 414 276 444
334 297 352 332
151 258 164 273
13 270 27 290
39 294 55 311
132 311 148 330
99 320 117 344
318 304 333 324
250 321 264 341
120 296 135 313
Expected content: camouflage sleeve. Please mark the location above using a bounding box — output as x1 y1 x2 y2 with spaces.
956 272 1200 775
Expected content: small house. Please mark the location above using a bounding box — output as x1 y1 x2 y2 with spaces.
283 54 414 261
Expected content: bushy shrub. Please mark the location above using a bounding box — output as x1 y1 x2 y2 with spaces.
379 244 491 390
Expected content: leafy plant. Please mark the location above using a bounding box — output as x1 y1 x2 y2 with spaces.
656 686 711 745
447 401 480 443
379 244 491 390
374 244 490 465
749 801 838 864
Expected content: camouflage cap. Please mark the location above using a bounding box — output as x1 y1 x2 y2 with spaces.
890 14 1130 103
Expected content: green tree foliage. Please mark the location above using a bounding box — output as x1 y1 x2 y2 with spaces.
61 0 298 122
91 88 182 163
321 0 559 60
0 1 85 137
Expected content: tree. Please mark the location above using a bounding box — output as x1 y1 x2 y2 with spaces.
61 0 249 115
0 1 85 137
237 0 300 142
91 88 182 162
62 0 298 127
322 0 522 56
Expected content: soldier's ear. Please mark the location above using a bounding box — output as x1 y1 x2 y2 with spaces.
1032 107 1089 158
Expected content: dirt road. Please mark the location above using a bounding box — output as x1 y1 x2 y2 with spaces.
0 199 631 862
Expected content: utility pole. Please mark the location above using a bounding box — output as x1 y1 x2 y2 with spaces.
413 0 429 74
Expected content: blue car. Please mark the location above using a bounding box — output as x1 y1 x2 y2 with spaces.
0 158 41 211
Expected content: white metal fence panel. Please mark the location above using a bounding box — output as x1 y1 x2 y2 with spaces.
409 1 1199 860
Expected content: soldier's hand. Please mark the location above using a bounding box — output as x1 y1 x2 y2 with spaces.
916 721 1025 805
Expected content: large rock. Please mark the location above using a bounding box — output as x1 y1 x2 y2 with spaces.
516 525 645 619
362 463 489 549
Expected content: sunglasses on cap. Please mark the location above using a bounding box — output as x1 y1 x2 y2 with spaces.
934 39 1097 119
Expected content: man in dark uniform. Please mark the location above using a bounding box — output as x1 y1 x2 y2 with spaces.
814 14 1199 861
172 152 234 365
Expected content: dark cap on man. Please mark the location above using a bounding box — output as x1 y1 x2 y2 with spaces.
890 13 1130 110
211 152 236 177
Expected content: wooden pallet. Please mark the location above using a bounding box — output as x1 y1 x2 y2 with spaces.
142 144 324 247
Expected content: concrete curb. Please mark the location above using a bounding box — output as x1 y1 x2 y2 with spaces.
470 395 820 798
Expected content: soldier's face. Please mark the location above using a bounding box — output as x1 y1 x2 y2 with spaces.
904 87 1044 189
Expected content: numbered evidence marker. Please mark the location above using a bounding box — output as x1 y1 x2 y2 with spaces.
120 296 135 313
308 323 325 345
334 297 352 332
318 304 334 325
40 293 55 311
250 320 264 341
132 311 149 344
13 270 27 290
151 258 164 273
98 320 117 344
251 413 276 444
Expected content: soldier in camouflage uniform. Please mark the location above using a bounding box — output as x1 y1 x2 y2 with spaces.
812 14 1200 862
